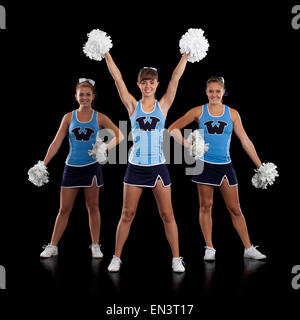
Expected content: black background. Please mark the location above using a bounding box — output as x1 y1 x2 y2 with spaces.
0 1 299 318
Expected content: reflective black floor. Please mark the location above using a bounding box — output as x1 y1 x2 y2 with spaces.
3 243 298 319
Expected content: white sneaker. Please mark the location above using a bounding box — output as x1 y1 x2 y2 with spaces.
40 244 58 258
244 245 266 260
204 246 216 261
108 255 122 272
90 244 103 258
172 257 185 273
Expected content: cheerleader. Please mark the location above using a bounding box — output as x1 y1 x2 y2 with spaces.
29 79 123 258
168 76 269 261
104 52 188 272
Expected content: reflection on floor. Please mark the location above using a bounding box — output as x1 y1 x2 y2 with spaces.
38 251 269 306
6 245 297 318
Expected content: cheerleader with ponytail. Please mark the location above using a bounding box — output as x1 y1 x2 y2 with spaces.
28 77 123 258
169 76 278 261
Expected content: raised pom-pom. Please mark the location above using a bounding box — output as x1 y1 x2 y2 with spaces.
187 130 209 159
28 161 49 186
179 28 209 63
83 29 113 61
88 136 108 163
251 162 279 189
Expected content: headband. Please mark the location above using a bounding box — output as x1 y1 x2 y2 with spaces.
79 78 95 86
140 67 158 72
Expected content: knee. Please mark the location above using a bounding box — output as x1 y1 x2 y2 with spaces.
121 207 136 223
160 210 175 224
227 205 242 217
86 201 99 215
200 199 213 214
59 206 72 217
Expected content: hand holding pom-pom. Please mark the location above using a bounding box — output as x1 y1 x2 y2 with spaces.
28 161 49 186
251 162 279 189
187 130 209 159
179 28 209 63
83 29 113 61
88 136 108 163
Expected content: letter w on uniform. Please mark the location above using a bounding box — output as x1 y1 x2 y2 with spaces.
72 127 95 141
136 116 160 131
204 121 228 134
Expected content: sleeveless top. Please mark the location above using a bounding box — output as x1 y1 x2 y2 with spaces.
129 100 166 166
66 110 99 166
199 104 233 164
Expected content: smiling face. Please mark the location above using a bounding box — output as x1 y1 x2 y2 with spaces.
206 82 225 105
75 86 95 108
137 67 159 98
137 78 159 97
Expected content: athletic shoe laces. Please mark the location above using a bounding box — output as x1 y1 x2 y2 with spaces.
110 257 121 265
173 257 185 266
42 244 55 249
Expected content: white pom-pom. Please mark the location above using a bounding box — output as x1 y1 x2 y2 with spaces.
251 162 279 189
88 136 108 163
28 161 49 187
187 130 209 159
83 29 113 61
179 28 209 63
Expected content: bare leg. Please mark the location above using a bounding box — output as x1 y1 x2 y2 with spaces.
152 180 180 257
114 184 143 258
84 177 101 244
197 184 215 248
50 187 79 246
219 179 251 249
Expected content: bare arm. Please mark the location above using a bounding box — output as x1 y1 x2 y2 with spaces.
43 113 70 166
98 113 124 150
159 53 188 115
104 52 137 116
168 106 202 148
231 108 262 168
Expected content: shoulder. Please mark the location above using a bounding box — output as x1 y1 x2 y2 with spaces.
195 105 204 112
97 112 113 128
63 111 73 125
180 105 204 123
97 112 112 120
97 112 105 120
228 107 240 121
191 105 204 119
97 112 105 124
64 111 73 118
128 100 139 118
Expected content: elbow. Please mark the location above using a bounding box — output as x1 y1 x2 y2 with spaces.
167 125 178 137
49 140 61 152
114 72 123 82
118 130 125 143
167 125 174 134
240 137 254 149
